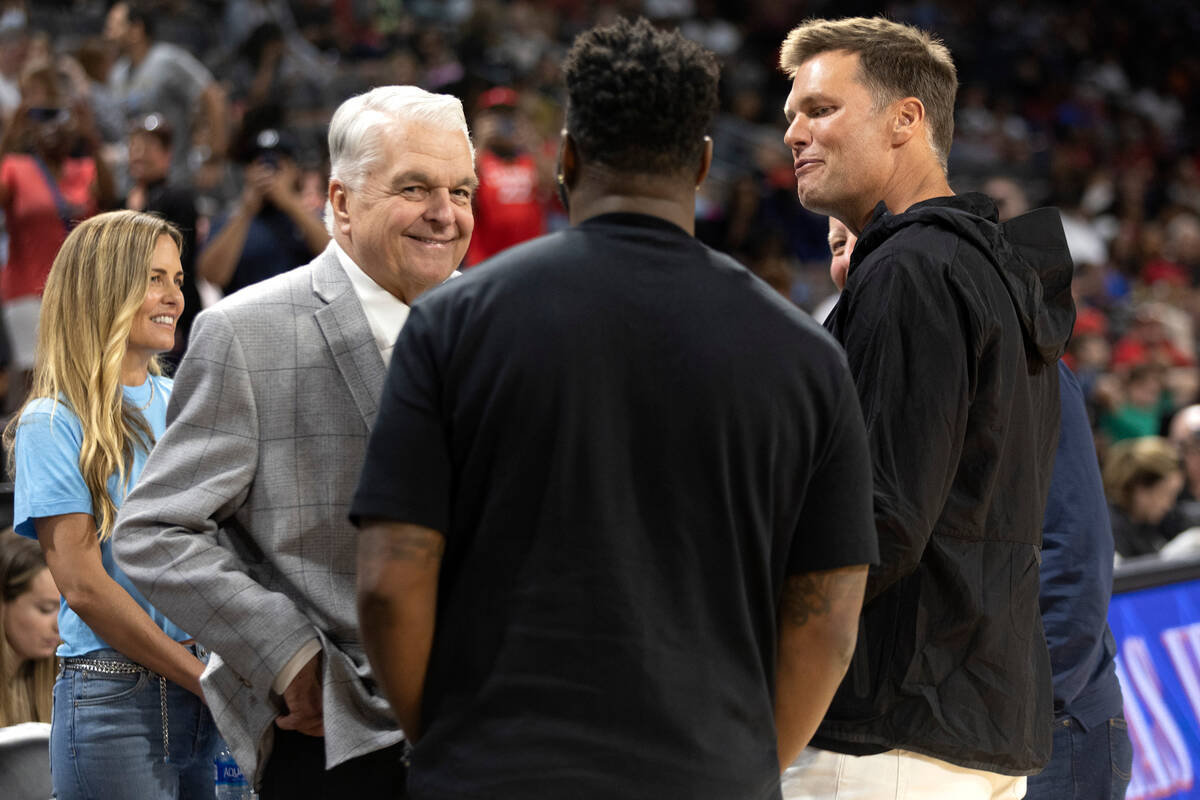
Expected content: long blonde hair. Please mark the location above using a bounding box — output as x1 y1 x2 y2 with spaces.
0 530 55 726
4 210 182 540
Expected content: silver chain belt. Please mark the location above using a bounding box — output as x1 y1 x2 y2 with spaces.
61 657 169 760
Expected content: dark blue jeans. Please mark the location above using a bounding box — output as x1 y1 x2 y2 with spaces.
1026 714 1132 800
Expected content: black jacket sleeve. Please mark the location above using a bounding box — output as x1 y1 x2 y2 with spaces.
839 253 971 602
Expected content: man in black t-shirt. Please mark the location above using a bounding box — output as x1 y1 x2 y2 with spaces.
350 18 878 800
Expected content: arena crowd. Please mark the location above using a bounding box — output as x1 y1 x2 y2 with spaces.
0 1 1197 799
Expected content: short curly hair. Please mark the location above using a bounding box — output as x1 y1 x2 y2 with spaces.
563 17 719 176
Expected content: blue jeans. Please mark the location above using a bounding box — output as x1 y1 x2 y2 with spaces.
1026 714 1132 800
50 648 221 800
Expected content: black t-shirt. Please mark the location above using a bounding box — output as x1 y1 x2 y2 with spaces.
351 213 878 800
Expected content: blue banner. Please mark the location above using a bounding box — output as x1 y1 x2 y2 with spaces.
1110 579 1200 799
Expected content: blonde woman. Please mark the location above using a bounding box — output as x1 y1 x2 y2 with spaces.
1103 435 1186 558
0 529 58 726
3 210 218 798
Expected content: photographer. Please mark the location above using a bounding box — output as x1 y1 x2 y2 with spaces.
196 128 328 295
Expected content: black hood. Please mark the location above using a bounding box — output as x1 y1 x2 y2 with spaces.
854 193 1075 366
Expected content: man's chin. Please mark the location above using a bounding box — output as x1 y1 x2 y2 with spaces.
796 194 832 217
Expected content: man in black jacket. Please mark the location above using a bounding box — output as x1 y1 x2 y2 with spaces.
778 17 1075 798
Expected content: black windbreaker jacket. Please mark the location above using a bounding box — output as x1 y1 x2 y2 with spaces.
811 193 1075 775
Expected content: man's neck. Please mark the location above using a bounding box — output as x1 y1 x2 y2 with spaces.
848 161 953 235
567 166 697 236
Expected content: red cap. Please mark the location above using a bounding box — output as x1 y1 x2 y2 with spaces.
1073 307 1108 337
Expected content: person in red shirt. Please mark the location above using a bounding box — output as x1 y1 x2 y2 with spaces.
1110 303 1194 371
0 62 113 397
465 87 548 266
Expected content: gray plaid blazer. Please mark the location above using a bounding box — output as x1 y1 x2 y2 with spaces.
113 245 403 784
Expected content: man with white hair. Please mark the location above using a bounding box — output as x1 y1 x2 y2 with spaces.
112 86 477 797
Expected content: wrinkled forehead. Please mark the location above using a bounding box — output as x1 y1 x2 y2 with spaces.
372 121 476 181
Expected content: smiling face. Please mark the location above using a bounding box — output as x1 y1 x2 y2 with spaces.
784 50 894 227
124 234 184 372
4 568 60 662
335 119 476 303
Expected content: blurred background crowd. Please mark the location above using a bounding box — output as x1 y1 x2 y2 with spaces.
0 0 1199 561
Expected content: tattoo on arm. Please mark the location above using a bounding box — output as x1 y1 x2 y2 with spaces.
357 524 444 635
780 567 866 628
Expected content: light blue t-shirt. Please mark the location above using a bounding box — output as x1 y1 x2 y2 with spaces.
13 374 191 656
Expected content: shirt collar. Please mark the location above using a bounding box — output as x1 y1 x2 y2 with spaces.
331 240 410 364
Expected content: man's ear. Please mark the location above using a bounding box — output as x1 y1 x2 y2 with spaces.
558 130 578 189
891 97 925 148
329 180 352 236
696 135 713 188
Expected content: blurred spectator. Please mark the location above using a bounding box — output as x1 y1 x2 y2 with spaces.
220 0 333 108
125 113 200 364
71 38 125 146
1063 308 1113 409
416 29 464 93
0 528 57 727
982 175 1030 222
226 22 286 112
465 87 547 266
0 25 26 124
1103 436 1187 557
196 128 328 295
0 61 114 401
1169 404 1200 501
1141 212 1200 286
1098 364 1171 443
1110 301 1194 371
105 1 228 181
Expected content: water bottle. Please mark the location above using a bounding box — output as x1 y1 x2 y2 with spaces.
213 743 257 799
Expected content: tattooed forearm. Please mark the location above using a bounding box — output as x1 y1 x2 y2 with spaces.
781 574 830 627
780 567 867 628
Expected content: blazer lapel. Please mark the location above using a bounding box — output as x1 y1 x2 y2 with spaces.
311 248 387 427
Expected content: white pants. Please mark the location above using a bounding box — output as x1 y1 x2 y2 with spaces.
781 747 1027 800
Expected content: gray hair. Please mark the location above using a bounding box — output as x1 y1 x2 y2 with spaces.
324 85 474 233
